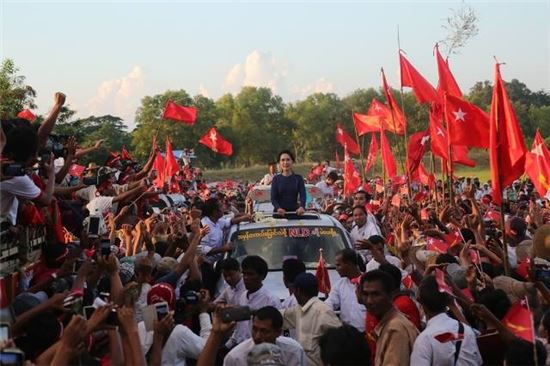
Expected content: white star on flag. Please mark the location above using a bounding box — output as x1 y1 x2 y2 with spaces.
420 135 430 145
453 108 467 122
373 104 382 112
337 128 343 135
436 127 445 137
532 143 544 157
209 130 217 143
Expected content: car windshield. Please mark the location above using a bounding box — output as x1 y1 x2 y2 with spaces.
230 226 348 270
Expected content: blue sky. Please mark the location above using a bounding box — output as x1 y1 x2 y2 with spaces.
2 0 549 129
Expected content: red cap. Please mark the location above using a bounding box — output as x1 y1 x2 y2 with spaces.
147 283 176 310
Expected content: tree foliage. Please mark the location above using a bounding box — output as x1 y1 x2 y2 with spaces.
0 59 36 119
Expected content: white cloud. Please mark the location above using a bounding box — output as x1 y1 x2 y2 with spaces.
292 77 335 99
197 83 210 98
223 50 288 94
83 66 146 129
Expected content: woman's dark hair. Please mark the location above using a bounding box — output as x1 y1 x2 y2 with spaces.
277 150 295 162
319 324 371 366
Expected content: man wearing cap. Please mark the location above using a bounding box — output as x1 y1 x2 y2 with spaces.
224 306 305 366
281 273 341 366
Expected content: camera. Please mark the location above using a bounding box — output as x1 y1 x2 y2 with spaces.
42 134 69 158
1 163 25 177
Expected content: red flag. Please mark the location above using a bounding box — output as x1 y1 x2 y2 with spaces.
427 237 449 254
121 145 133 161
316 250 331 294
343 146 361 196
381 69 407 130
399 52 438 104
502 299 534 343
353 112 383 136
364 134 378 174
489 64 528 205
68 164 86 178
445 230 462 247
336 123 360 156
435 268 453 295
407 130 430 175
429 108 476 167
165 138 180 179
153 151 166 189
199 127 233 156
402 274 414 289
17 109 37 122
525 130 550 196
380 130 397 178
435 44 462 99
412 163 435 188
445 94 490 148
163 100 197 124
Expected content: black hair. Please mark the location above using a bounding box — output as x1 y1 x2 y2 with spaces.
327 171 339 181
351 205 367 215
435 253 459 265
241 255 269 279
337 248 362 267
155 241 169 257
3 123 39 163
297 277 319 299
219 258 241 272
254 306 283 330
418 275 448 314
360 269 395 295
268 161 277 166
282 258 306 285
543 310 550 332
354 190 372 201
367 235 385 247
504 339 546 366
277 150 295 162
378 263 402 292
202 198 220 218
319 324 371 366
476 288 512 320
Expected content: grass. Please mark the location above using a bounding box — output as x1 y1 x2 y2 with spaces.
203 149 493 182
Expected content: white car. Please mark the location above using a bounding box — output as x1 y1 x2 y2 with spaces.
221 212 352 300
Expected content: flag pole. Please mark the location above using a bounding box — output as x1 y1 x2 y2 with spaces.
352 112 367 182
397 26 413 200
443 93 455 206
492 67 511 276
525 296 539 366
431 151 439 213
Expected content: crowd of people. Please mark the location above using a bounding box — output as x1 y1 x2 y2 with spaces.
0 93 550 366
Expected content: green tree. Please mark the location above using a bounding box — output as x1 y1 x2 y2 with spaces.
286 93 347 161
54 115 131 165
0 59 36 119
131 90 222 166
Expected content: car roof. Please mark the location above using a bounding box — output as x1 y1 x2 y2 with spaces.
230 212 343 231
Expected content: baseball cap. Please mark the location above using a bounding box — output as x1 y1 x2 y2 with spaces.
147 282 176 310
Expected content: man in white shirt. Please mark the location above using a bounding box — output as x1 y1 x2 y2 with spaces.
214 258 246 306
226 255 281 349
411 276 482 366
315 172 338 197
224 306 305 366
350 205 381 262
281 273 342 366
325 249 366 332
362 235 403 273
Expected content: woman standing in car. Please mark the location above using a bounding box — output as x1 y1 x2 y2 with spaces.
271 150 306 216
